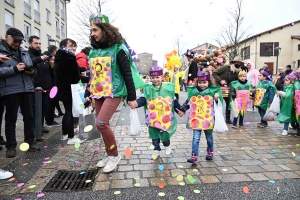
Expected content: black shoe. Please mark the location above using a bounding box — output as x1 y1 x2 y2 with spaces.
47 121 61 127
54 113 60 118
0 136 6 145
6 149 16 158
226 119 233 124
58 112 64 116
42 127 49 133
295 133 300 138
35 138 45 142
0 146 2 150
29 143 41 152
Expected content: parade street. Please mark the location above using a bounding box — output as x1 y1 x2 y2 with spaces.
0 91 300 199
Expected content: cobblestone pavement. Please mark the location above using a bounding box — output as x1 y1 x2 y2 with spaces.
1 94 300 199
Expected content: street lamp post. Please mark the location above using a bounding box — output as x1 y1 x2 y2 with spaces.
274 46 281 75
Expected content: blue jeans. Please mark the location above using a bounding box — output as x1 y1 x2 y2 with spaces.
152 138 170 151
192 130 214 156
283 122 289 131
233 115 244 126
257 107 267 125
0 97 4 137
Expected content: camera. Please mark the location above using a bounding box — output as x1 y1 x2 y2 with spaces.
24 65 35 71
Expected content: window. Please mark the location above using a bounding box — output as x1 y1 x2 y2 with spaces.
298 44 300 51
241 46 250 60
56 40 60 47
34 27 40 37
47 34 52 46
46 9 51 22
6 0 15 6
24 22 31 46
61 23 65 39
260 43 273 57
34 0 39 11
5 10 14 30
298 60 300 68
55 0 59 14
24 0 31 17
55 18 60 37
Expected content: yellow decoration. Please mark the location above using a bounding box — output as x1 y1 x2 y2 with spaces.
238 70 247 77
169 71 185 94
254 88 266 106
102 18 106 23
165 50 182 72
147 96 173 132
90 57 113 97
188 95 214 130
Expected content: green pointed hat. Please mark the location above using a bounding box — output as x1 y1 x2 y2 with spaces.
90 12 109 26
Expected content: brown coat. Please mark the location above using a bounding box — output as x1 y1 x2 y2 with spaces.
212 64 239 86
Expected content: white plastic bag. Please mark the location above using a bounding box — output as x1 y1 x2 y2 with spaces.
268 95 280 114
213 100 229 133
71 84 85 117
129 108 142 136
231 99 239 118
263 108 275 121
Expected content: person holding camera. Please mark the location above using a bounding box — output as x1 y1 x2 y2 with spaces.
0 28 40 158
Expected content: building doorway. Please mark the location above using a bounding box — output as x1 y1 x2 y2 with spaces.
264 62 274 74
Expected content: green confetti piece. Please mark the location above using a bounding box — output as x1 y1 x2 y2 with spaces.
194 189 200 194
277 187 280 195
176 175 183 181
187 175 195 184
278 146 283 148
192 169 198 172
74 142 80 149
158 192 165 197
179 182 185 186
114 191 121 195
46 161 52 164
172 173 177 177
296 144 300 147
134 183 140 187
178 196 185 200
29 185 36 189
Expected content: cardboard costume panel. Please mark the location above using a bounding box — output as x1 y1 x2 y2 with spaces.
254 88 266 106
237 90 250 110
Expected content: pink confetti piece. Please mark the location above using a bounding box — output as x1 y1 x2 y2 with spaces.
261 148 265 150
44 146 48 148
17 183 24 187
245 122 251 125
60 148 64 150
37 193 45 198
75 161 80 164
287 145 291 147
95 147 100 151
44 157 49 160
150 160 154 163
15 198 22 200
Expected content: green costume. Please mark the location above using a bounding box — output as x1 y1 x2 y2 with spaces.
186 86 223 130
89 42 144 98
143 82 177 142
229 80 252 116
276 85 295 123
255 81 276 110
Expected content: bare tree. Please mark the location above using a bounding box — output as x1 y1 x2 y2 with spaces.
174 35 185 57
214 0 252 61
68 0 114 49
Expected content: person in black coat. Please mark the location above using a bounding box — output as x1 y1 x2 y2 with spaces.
54 38 81 144
185 49 197 86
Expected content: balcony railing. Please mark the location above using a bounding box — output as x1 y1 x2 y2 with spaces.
56 28 60 37
55 5 59 15
5 24 12 31
61 9 65 21
5 0 14 6
34 10 40 23
61 31 66 39
24 1 31 17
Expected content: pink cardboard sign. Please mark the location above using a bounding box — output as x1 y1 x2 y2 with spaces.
294 90 300 115
236 90 250 110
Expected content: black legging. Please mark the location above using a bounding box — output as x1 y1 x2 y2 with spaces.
62 100 74 138
175 93 179 101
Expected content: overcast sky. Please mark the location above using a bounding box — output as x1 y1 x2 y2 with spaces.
67 0 299 66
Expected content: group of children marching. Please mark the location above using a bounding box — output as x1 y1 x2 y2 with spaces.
129 64 299 165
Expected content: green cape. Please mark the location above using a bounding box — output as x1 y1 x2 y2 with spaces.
276 85 295 123
255 81 276 110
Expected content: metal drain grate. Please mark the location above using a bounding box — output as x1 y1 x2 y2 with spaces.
43 169 99 192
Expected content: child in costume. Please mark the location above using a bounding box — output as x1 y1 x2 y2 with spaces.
130 64 184 157
276 74 296 135
230 70 253 128
180 69 223 164
293 71 300 137
254 70 276 128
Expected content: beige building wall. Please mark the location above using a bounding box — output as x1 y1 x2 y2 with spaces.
1 0 68 52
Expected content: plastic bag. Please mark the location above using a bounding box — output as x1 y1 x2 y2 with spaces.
129 108 142 136
71 83 85 117
263 108 275 121
79 113 101 140
231 99 239 118
268 95 280 114
213 100 229 133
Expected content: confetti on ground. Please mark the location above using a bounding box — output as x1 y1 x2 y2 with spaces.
158 183 165 189
37 193 45 198
60 148 64 150
178 196 185 200
222 169 228 172
241 148 245 150
295 156 300 159
47 161 52 164
152 155 158 160
80 172 86 175
84 125 93 132
158 192 165 197
85 180 91 183
8 178 15 182
134 177 140 180
121 118 125 120
179 182 185 186
125 148 132 158
19 143 29 151
134 183 140 187
245 122 251 125
165 170 170 174
23 163 28 166
74 142 80 149
269 180 276 184
168 158 173 162
178 165 183 168
149 145 154 150
278 146 283 148
295 144 300 147
263 158 269 161
150 160 154 163
114 191 121 195
292 152 296 157
95 147 100 151
69 159 74 162
17 183 24 187
240 129 243 133
44 146 48 148
243 186 249 194
287 145 291 147
98 120 104 124
261 148 265 150
277 187 280 195
192 169 198 172
15 198 21 200
194 179 198 183
158 165 164 171
29 185 36 189
176 175 183 181
272 150 278 153
187 175 195 183
110 144 115 149
44 157 49 160
199 150 204 153
194 189 200 194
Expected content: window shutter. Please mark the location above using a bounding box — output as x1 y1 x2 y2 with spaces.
260 43 264 56
274 42 279 56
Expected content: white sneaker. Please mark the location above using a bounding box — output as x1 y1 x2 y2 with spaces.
74 127 79 134
96 157 109 168
103 155 121 173
0 169 13 180
61 135 68 141
152 150 160 159
165 146 171 155
67 136 82 144
282 130 288 136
